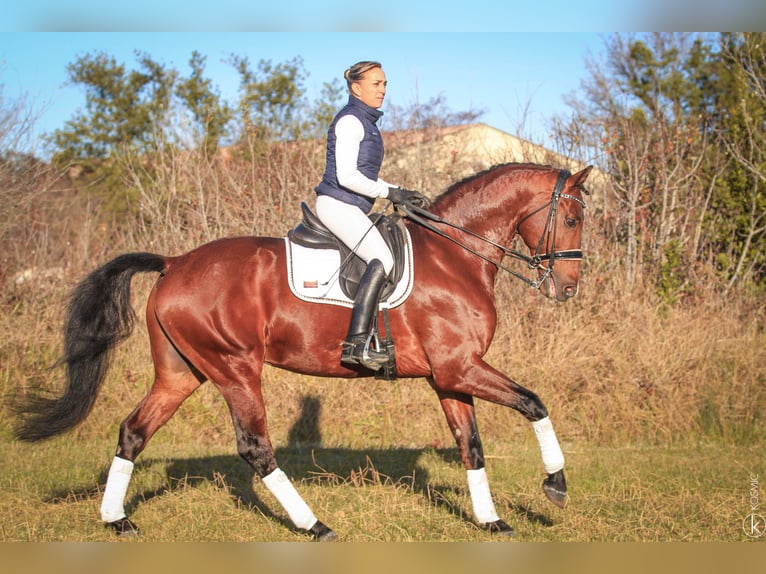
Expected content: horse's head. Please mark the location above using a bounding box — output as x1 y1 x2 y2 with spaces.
516 166 592 302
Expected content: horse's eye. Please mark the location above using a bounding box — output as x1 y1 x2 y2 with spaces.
565 217 578 228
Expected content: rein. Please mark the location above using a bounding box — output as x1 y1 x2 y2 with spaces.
396 169 586 289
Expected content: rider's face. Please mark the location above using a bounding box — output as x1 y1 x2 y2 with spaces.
351 67 387 109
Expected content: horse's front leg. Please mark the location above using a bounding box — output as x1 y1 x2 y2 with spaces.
432 387 514 535
431 357 568 511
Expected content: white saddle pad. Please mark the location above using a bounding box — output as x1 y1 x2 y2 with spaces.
284 232 414 309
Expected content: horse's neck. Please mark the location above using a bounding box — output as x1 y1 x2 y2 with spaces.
436 184 523 247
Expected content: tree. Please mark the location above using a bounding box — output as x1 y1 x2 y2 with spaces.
714 33 766 291
386 93 485 132
0 85 64 278
554 33 722 294
51 51 177 163
306 78 345 140
229 55 307 142
175 51 233 156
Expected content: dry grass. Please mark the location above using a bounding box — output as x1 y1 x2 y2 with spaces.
6 275 762 451
1 143 765 542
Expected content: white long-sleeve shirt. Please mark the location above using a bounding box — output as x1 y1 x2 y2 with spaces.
334 114 394 199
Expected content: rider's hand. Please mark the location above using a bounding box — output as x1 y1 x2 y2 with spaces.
387 187 431 209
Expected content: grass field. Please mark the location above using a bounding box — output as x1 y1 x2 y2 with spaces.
0 395 761 542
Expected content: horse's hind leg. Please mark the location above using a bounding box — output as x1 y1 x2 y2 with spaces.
433 388 514 536
101 304 203 535
210 357 337 542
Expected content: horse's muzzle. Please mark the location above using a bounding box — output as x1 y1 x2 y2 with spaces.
541 274 579 302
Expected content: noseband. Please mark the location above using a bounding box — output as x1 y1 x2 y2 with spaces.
396 169 587 289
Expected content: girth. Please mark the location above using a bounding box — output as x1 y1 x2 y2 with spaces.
287 202 407 301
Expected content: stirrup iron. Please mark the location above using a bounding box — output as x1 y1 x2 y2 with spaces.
341 333 387 371
360 332 388 370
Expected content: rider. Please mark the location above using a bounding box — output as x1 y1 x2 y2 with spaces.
314 60 428 370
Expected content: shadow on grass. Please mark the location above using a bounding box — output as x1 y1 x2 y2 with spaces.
44 394 554 533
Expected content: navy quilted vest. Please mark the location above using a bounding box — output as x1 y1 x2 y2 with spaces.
315 96 384 213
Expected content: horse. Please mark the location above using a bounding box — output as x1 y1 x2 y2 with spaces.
14 162 592 541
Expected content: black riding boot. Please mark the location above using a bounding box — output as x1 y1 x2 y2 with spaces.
341 259 389 370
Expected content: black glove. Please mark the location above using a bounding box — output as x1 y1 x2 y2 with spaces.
387 187 431 209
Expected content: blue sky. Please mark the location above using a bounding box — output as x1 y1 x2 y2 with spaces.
3 1 765 32
2 2 765 156
2 32 609 153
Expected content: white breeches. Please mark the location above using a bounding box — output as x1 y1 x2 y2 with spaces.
315 194 394 274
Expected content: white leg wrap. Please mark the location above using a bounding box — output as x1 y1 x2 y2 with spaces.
466 468 500 524
262 468 318 531
100 456 134 522
532 417 565 474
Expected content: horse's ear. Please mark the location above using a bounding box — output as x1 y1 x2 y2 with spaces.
570 165 593 186
571 165 593 185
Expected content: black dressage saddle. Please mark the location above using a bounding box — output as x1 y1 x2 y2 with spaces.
287 202 407 301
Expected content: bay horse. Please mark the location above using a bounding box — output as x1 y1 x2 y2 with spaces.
15 162 592 540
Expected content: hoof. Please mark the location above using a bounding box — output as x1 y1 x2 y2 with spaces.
106 517 140 537
542 469 568 509
308 520 338 542
484 519 515 537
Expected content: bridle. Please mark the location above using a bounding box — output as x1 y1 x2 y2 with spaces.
395 169 587 289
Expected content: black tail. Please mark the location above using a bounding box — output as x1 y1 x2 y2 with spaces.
14 252 167 442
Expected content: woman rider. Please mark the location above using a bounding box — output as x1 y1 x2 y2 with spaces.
314 60 428 370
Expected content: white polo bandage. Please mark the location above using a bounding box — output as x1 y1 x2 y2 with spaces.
466 468 500 524
262 468 318 531
100 456 134 522
532 417 565 474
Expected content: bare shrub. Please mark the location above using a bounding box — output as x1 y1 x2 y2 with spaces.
3 116 764 448
118 138 323 255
